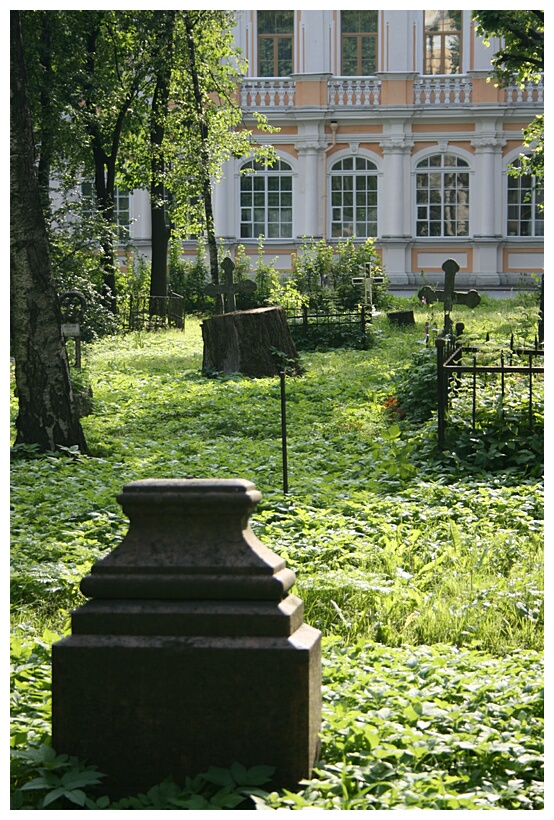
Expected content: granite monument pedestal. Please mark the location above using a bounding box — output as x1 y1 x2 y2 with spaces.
52 479 321 798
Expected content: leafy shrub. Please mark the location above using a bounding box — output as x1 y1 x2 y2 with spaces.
48 205 120 341
331 236 391 311
291 237 335 310
117 249 151 299
440 380 544 478
393 344 437 421
169 237 214 314
290 322 373 351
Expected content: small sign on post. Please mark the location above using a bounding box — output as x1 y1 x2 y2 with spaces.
60 290 86 368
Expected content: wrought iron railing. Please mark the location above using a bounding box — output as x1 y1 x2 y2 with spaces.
119 294 185 332
436 331 544 449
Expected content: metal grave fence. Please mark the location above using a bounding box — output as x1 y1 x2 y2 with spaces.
436 331 544 449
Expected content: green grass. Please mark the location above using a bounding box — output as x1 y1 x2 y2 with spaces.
10 293 543 809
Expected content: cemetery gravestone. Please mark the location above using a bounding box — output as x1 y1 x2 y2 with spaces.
204 257 257 313
418 259 480 336
52 478 322 799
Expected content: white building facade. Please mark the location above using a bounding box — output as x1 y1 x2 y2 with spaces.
129 10 544 287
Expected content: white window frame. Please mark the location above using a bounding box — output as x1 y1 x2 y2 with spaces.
239 157 294 240
80 181 133 241
505 152 544 238
328 152 380 239
414 150 471 239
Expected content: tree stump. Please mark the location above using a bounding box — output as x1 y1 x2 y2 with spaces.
202 306 299 377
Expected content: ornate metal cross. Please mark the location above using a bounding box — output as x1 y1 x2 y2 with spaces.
204 257 256 313
418 258 480 335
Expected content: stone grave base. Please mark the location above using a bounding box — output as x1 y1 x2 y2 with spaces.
52 627 321 799
387 309 415 326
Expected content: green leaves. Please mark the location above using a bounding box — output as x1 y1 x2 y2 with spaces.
14 745 106 809
10 300 543 809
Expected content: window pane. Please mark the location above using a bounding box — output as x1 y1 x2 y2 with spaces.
342 37 358 75
258 38 275 76
258 11 293 34
277 38 293 76
342 10 377 33
361 36 377 74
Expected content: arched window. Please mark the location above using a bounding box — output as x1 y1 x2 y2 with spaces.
507 159 543 237
330 156 378 238
240 159 293 239
415 153 469 237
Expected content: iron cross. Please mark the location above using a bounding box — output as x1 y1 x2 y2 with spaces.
418 258 481 312
204 257 256 313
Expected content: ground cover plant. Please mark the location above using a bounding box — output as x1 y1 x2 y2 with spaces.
10 293 543 809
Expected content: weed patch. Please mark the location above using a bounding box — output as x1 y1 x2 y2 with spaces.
10 296 543 808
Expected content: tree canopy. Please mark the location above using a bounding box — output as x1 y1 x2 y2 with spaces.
20 10 276 302
472 10 544 184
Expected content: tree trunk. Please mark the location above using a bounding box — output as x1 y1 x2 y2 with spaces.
183 13 223 314
36 11 54 218
149 12 175 302
201 306 299 377
10 10 87 452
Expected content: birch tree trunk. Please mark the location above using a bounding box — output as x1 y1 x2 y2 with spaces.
10 10 87 452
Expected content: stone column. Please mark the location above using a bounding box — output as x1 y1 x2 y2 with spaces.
52 479 321 799
471 133 506 285
295 141 323 239
471 134 505 239
379 135 414 284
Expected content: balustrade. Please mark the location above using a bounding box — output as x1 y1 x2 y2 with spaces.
413 75 472 106
240 78 295 108
328 77 381 107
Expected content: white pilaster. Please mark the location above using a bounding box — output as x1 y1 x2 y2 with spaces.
471 132 506 238
379 136 414 239
295 141 323 238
